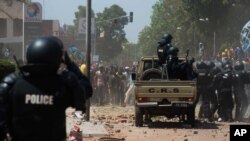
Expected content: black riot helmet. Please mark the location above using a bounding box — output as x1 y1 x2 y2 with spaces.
221 59 232 69
234 61 244 71
206 60 215 69
26 36 64 66
196 61 208 69
224 64 232 72
167 46 179 57
222 61 233 72
158 33 173 46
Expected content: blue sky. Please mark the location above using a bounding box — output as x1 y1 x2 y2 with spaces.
32 0 157 43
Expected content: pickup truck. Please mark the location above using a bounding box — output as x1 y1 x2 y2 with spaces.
132 56 197 127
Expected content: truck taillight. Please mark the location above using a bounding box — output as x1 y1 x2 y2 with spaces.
137 97 149 102
179 98 193 102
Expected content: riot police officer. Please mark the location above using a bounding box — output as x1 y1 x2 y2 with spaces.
207 61 220 120
233 61 249 121
157 33 173 66
157 33 195 80
0 36 92 141
214 61 234 122
166 46 179 79
196 60 213 122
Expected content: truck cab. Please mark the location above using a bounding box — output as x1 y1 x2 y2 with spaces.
133 56 197 127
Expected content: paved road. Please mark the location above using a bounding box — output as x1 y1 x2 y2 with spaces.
66 105 250 141
66 108 108 138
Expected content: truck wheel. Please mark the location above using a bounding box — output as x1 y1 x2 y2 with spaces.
187 106 195 127
140 68 162 80
135 107 143 127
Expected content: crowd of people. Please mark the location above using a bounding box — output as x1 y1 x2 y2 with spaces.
88 64 135 106
196 56 250 123
2 32 250 141
84 34 250 124
155 33 250 123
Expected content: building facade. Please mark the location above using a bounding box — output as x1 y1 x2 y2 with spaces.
0 0 23 60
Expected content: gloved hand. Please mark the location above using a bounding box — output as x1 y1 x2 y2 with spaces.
64 51 83 79
64 51 93 100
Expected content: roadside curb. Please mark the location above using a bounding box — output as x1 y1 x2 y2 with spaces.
67 116 108 138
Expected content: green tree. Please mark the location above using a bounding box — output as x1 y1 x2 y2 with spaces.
183 0 250 56
65 25 76 37
138 26 155 56
138 0 168 57
112 43 138 65
138 0 250 59
70 6 95 36
0 59 16 80
95 4 129 61
122 43 139 62
138 0 190 57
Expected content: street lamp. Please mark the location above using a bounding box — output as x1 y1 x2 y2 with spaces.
194 18 216 59
199 18 216 58
199 17 209 22
193 18 209 59
213 31 216 57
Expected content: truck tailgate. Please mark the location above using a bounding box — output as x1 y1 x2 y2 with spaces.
134 80 197 104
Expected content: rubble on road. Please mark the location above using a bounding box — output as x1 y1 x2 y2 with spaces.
66 106 239 141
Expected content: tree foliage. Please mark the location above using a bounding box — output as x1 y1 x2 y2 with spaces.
71 5 129 62
70 6 95 35
0 59 16 80
138 0 250 59
112 43 138 65
138 0 191 57
183 0 250 56
95 4 128 61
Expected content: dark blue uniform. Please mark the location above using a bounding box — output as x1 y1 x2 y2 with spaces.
214 66 234 122
233 69 249 121
196 62 214 120
209 66 221 119
157 33 173 66
0 66 88 141
0 36 92 141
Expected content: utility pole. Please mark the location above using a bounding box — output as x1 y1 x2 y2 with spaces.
193 28 196 59
85 0 91 121
213 32 216 57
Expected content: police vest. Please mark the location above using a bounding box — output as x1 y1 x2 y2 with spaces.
216 71 233 92
197 69 212 85
7 74 74 141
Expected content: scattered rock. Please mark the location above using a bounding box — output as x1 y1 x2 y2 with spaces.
107 116 112 120
105 124 114 129
173 128 177 133
116 118 127 123
193 130 198 134
76 121 82 125
115 129 121 133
